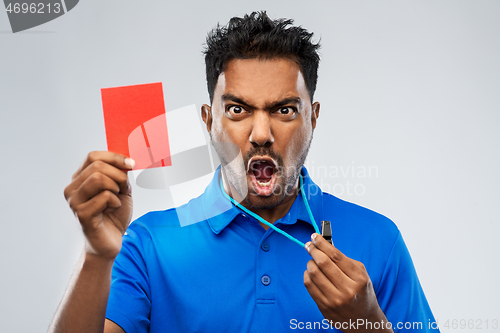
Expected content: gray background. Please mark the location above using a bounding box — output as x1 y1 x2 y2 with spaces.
1 0 499 332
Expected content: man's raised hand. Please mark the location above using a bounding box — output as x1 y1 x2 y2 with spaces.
64 151 135 260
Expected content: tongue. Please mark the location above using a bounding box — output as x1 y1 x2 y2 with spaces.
253 161 274 182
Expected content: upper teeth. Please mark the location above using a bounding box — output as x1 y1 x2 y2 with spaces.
257 180 271 187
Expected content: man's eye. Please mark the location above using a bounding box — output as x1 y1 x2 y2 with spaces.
277 107 296 115
229 106 244 114
279 107 290 115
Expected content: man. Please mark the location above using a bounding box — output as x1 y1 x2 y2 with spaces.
50 12 438 333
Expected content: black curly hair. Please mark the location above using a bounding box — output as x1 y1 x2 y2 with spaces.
203 11 321 104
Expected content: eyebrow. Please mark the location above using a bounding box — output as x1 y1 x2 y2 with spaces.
221 93 303 110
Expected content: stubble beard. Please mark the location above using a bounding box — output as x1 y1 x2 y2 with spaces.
213 134 313 210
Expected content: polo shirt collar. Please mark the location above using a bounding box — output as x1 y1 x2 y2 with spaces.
203 165 324 234
277 167 324 232
202 166 240 234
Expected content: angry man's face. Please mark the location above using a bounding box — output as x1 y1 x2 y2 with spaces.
202 57 320 210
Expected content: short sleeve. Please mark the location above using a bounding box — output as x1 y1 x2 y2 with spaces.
106 223 151 333
376 231 440 332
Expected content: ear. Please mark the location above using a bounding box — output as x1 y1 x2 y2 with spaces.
311 102 320 130
201 104 213 134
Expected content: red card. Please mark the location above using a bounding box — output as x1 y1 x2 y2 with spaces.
101 82 172 170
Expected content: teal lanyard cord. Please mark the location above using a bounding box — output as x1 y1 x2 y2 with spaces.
300 177 321 235
219 174 321 248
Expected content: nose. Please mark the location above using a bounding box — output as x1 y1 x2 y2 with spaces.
249 112 274 147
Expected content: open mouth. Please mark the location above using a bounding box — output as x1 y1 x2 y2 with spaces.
248 157 278 196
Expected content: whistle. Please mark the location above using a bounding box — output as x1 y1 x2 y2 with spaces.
321 220 333 245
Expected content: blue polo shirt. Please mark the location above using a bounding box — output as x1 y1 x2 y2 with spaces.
106 167 439 332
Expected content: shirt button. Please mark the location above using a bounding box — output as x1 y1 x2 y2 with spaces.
242 214 248 219
261 242 270 252
261 275 271 286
